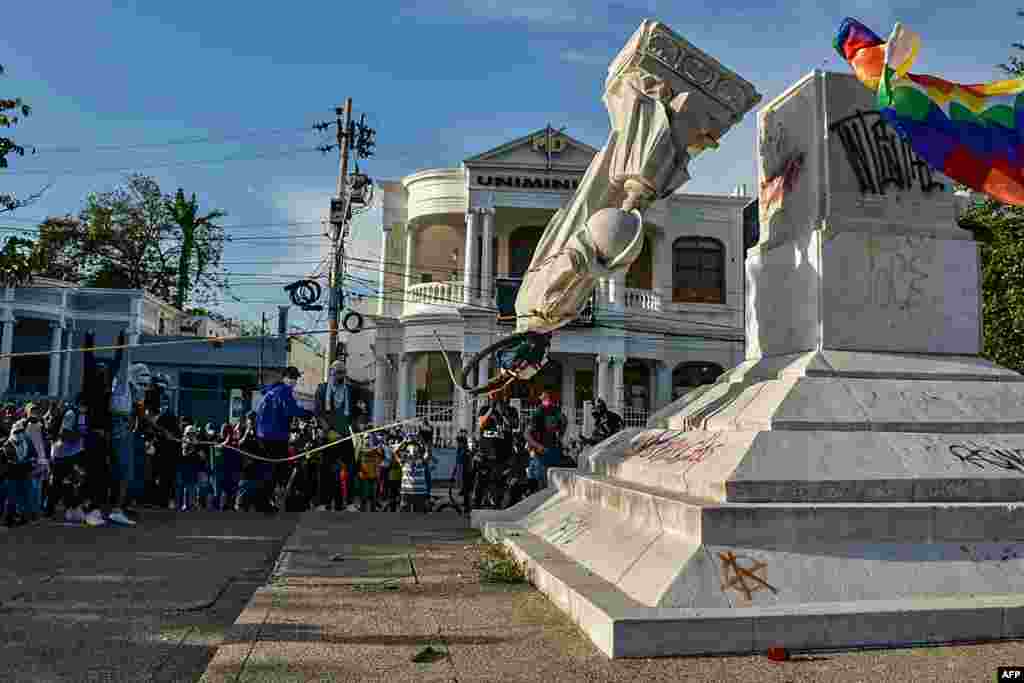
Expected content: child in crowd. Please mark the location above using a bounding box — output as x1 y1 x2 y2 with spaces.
177 425 201 511
399 437 428 513
383 437 402 512
355 430 382 512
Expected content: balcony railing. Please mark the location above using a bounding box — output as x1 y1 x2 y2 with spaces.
405 280 466 309
494 277 594 327
624 287 662 312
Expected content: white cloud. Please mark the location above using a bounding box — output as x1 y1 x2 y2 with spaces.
561 49 612 67
401 0 602 30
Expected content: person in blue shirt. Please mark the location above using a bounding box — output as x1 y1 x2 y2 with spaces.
255 366 313 513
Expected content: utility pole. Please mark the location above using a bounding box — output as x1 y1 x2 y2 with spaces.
313 99 376 383
326 98 353 382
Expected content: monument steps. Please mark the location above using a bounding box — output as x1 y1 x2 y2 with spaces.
482 466 1024 656
488 525 1024 657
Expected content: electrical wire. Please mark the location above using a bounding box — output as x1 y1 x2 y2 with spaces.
0 144 326 178
21 126 317 155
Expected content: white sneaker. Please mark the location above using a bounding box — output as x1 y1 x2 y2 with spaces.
345 504 360 512
315 505 328 512
108 510 136 526
84 510 107 527
64 507 85 523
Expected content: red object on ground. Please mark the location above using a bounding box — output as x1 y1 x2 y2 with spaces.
767 647 789 661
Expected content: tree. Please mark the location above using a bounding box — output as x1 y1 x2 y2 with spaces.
0 236 44 288
1 64 47 214
959 197 1024 372
167 188 226 309
32 175 227 307
998 11 1024 76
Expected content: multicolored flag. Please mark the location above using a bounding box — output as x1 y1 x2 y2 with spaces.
834 17 1024 206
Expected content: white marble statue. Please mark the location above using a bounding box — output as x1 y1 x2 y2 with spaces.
515 20 761 336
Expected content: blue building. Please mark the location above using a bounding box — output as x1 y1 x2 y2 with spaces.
0 278 289 427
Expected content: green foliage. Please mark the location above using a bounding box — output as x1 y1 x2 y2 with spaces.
959 195 1024 372
475 540 527 584
167 188 226 309
0 236 44 287
0 64 47 214
28 175 226 308
998 11 1024 76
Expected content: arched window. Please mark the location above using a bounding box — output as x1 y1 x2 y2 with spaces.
672 236 725 303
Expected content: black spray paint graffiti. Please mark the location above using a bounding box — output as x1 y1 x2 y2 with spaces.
829 110 945 196
630 430 723 465
949 442 1024 473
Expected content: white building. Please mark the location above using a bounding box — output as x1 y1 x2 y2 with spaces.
363 128 750 443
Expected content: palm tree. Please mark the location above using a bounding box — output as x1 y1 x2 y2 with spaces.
167 189 226 310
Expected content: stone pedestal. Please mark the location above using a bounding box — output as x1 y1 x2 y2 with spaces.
476 70 1024 658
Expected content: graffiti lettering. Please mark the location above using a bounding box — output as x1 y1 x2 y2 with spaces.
865 237 930 312
718 551 777 601
829 110 944 196
545 513 590 546
630 430 722 465
948 442 1024 472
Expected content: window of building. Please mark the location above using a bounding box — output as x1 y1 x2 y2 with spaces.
672 236 725 304
420 273 433 284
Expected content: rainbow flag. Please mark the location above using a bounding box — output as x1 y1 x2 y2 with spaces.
834 17 1024 206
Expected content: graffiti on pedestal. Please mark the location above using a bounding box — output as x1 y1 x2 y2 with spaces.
545 512 591 546
718 551 778 601
948 442 1024 473
630 430 723 465
829 110 945 196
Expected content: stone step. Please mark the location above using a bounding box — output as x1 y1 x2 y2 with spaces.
588 428 1024 504
552 469 1024 546
485 523 1024 657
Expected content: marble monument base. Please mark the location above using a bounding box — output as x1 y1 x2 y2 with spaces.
473 350 1024 657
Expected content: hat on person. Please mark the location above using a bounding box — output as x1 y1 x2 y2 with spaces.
283 366 302 380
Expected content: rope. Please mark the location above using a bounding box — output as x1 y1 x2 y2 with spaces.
111 405 456 466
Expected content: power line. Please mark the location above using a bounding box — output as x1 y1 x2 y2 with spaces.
21 126 316 154
0 144 325 178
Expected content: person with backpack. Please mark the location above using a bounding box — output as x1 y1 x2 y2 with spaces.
4 410 39 526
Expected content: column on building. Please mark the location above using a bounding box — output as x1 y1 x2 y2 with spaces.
61 321 75 399
596 353 609 405
372 354 389 423
561 361 575 433
403 223 415 308
48 320 64 397
396 353 411 420
462 209 480 305
655 360 673 411
480 208 495 306
377 226 390 316
0 312 16 396
610 356 625 415
609 272 627 313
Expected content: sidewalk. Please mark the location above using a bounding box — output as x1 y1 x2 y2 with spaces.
199 510 1023 683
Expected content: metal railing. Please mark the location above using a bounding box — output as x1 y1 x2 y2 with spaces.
624 287 663 312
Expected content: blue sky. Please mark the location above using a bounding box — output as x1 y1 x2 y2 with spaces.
1 0 1020 335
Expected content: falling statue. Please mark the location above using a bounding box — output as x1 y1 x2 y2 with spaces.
459 20 762 395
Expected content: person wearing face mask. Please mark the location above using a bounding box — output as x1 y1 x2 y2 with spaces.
254 366 313 513
525 391 567 489
314 359 353 511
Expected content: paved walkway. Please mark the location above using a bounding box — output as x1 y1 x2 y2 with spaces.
0 510 298 683
201 511 1024 683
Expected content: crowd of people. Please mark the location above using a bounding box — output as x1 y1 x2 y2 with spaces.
1 337 624 528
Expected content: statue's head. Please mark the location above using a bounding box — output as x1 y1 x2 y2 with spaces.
587 208 645 271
